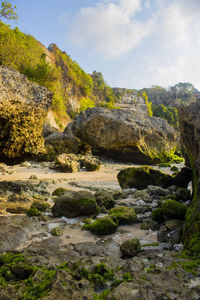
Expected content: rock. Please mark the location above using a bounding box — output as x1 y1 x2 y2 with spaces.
44 132 91 161
81 155 102 171
165 219 184 230
147 185 171 197
178 101 200 254
172 167 193 188
52 190 99 218
134 190 150 200
140 219 158 230
107 282 140 300
64 107 177 164
54 153 80 173
94 190 115 209
51 226 64 236
162 200 187 220
157 227 169 243
109 206 137 225
120 239 141 258
82 216 118 235
52 188 67 197
118 166 173 190
175 188 191 202
118 166 192 190
0 65 53 163
151 208 165 224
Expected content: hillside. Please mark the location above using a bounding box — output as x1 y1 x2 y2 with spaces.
0 21 118 127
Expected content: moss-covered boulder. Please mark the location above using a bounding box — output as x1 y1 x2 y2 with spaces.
109 206 137 225
120 239 141 258
151 208 165 224
82 216 118 235
94 190 115 209
52 187 67 197
52 190 99 218
162 200 187 220
27 200 50 217
0 66 53 163
117 166 173 190
54 153 80 173
175 188 190 202
81 155 102 171
51 226 64 236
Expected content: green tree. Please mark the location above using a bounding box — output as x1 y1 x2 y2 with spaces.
0 1 18 21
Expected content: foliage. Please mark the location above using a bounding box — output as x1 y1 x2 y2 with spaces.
79 97 95 112
141 91 153 117
92 71 118 106
152 104 179 128
0 1 18 21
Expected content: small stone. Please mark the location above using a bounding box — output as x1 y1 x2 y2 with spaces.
120 238 141 258
29 174 38 180
51 226 64 236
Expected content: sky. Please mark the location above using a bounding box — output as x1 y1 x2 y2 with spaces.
5 0 200 90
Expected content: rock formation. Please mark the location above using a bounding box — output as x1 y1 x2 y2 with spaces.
0 66 53 163
178 101 200 254
64 107 178 164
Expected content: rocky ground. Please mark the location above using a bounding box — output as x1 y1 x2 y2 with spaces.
0 160 199 300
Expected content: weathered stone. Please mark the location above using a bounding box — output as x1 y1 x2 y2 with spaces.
52 190 99 218
94 190 115 209
81 155 102 171
120 239 141 258
64 107 177 164
109 206 137 225
0 66 53 163
54 153 80 173
82 216 118 235
178 101 200 254
118 166 192 190
162 200 187 220
118 166 173 190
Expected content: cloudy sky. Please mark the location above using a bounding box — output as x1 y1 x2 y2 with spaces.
8 0 200 89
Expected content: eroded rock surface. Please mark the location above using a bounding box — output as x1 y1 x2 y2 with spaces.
64 107 178 164
0 66 53 163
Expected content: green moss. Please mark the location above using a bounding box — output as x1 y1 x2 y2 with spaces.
122 273 133 282
94 289 110 300
0 253 56 299
27 207 41 217
141 242 159 247
27 201 50 217
151 208 165 224
120 239 141 258
82 216 118 235
162 199 187 220
52 187 67 197
108 206 137 225
117 166 173 190
170 166 179 173
159 162 171 167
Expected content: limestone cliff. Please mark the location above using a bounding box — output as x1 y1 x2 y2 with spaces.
0 66 53 163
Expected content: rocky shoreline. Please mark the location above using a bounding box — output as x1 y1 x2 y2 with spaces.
0 160 199 299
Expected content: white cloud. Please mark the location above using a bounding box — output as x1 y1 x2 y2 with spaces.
67 0 154 59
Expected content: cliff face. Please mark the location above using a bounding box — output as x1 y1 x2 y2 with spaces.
0 66 53 163
178 101 200 255
113 88 147 114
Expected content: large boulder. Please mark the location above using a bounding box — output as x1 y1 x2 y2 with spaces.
0 66 53 163
178 102 200 254
52 190 99 218
64 107 178 164
117 166 192 190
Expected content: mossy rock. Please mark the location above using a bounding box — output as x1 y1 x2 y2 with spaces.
94 190 115 209
52 190 99 218
134 190 149 199
51 226 64 236
175 188 190 202
81 155 102 171
117 166 173 190
151 208 165 224
52 187 67 197
27 200 50 217
162 199 187 220
54 153 80 173
109 206 137 225
120 239 141 258
82 216 118 235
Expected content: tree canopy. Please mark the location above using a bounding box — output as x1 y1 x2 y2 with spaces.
0 1 18 21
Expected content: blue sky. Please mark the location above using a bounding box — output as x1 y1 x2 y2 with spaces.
6 0 200 89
